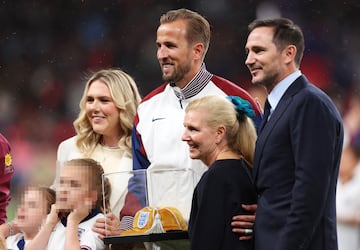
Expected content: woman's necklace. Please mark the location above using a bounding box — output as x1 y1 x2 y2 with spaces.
101 143 120 149
100 138 120 149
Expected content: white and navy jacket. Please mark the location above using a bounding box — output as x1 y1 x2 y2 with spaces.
120 65 262 223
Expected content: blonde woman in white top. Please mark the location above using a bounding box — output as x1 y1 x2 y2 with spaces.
54 68 141 238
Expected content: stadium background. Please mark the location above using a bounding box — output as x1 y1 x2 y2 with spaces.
0 0 359 219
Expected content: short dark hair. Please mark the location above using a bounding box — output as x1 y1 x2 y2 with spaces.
160 8 211 59
248 18 304 67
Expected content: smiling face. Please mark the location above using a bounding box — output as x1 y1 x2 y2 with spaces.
156 20 201 88
85 80 122 145
17 189 48 234
245 26 288 92
56 165 95 212
182 108 219 166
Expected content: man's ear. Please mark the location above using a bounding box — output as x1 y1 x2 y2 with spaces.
193 42 205 61
284 44 297 64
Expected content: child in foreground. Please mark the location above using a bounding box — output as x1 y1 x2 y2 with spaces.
4 186 55 250
25 158 111 250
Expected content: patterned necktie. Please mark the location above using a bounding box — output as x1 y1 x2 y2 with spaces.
260 99 271 132
17 237 25 250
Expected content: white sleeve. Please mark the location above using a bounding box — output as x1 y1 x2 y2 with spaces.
51 136 81 189
79 229 105 250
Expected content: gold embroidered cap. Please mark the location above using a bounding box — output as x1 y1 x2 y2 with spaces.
121 206 187 236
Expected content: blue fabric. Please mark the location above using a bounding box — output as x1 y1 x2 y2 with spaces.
253 75 344 250
17 237 25 250
260 99 271 132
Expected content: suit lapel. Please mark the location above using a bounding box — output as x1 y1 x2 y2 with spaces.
253 76 308 182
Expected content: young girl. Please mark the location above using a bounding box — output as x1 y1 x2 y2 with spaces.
5 186 55 250
25 158 111 250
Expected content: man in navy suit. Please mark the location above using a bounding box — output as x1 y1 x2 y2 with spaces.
245 18 344 250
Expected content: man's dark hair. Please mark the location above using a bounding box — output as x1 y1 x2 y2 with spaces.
248 18 304 67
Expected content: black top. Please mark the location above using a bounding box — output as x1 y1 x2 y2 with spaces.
189 159 257 250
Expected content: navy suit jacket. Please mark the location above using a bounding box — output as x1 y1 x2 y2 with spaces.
253 75 343 250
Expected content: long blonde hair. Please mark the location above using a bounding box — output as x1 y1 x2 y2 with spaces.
185 95 257 165
73 68 141 157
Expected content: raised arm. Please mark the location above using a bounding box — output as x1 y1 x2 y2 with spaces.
25 204 59 250
65 203 91 250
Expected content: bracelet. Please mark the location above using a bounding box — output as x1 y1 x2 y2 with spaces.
6 222 13 236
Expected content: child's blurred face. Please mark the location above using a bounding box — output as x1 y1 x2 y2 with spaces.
17 189 48 231
56 165 95 212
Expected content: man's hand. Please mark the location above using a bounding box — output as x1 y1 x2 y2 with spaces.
92 212 121 239
231 204 257 240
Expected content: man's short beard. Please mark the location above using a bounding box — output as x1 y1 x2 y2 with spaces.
254 72 279 90
162 64 191 84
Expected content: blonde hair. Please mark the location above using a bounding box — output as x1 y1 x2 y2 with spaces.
63 158 111 213
185 95 257 165
73 68 141 157
160 8 210 60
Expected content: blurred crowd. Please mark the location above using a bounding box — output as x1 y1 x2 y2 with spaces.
0 0 359 220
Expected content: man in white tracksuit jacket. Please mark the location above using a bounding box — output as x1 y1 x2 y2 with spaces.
119 10 262 248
